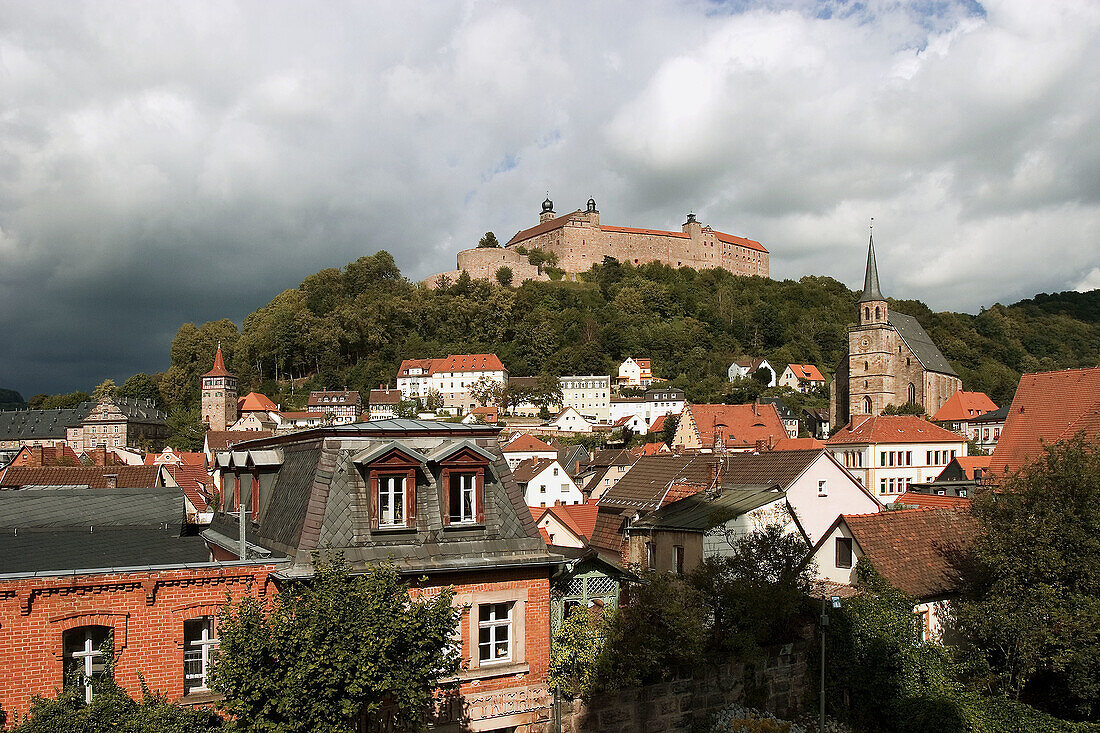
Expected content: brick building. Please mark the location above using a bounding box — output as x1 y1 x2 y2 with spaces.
203 419 555 732
0 486 276 721
427 198 769 285
829 233 962 428
200 344 237 432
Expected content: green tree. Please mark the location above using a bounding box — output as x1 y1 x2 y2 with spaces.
92 379 118 401
549 606 606 700
42 391 91 409
495 266 513 287
27 393 48 409
395 400 419 419
12 680 223 732
477 231 500 248
954 435 1100 720
167 406 205 451
118 373 161 404
468 376 503 408
661 414 679 445
883 402 926 416
211 554 460 733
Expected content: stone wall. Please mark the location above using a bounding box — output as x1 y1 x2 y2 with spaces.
534 640 812 733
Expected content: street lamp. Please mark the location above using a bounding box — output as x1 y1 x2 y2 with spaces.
821 595 841 732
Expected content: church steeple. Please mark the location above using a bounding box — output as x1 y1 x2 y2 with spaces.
857 220 888 326
858 221 884 303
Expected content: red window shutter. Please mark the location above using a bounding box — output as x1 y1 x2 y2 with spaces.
475 469 485 525
405 469 417 528
441 468 451 526
369 473 379 530
233 472 241 512
251 473 260 517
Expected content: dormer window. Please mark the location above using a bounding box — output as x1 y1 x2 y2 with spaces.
378 475 406 527
449 473 478 524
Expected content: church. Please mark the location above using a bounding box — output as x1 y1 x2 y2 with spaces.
829 233 962 429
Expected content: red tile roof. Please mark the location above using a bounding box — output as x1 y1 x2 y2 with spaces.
773 437 825 451
840 508 977 598
932 391 998 422
539 527 552 543
827 415 966 445
503 434 556 454
398 358 435 376
648 415 667 434
0 465 162 489
368 389 402 405
538 503 599 541
505 210 583 247
435 354 505 373
164 464 213 512
237 392 279 412
600 225 690 239
785 363 825 382
204 430 273 452
894 492 972 510
145 451 206 466
635 358 651 370
942 455 991 481
715 230 768 253
684 403 787 450
10 445 81 466
632 442 668 456
202 345 234 378
990 367 1100 478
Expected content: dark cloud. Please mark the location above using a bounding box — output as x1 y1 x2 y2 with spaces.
1 0 1098 395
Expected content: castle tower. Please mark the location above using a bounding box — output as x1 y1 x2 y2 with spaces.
846 228 895 420
540 196 555 223
201 343 238 431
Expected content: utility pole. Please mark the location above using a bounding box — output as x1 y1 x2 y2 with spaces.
821 595 841 732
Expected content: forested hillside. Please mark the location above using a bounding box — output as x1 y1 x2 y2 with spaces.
160 251 1099 416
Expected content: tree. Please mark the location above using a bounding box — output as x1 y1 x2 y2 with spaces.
40 391 91 409
661 414 679 446
11 680 223 732
167 406 205 451
27 393 48 409
954 435 1100 720
477 231 500 248
424 388 443 412
528 373 563 413
92 379 118 401
118 373 161 404
468 376 503 408
211 554 460 733
751 365 773 385
495 266 513 287
882 402 926 416
549 606 606 700
395 399 419 419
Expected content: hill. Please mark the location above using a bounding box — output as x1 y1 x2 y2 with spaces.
160 252 1100 415
0 388 26 411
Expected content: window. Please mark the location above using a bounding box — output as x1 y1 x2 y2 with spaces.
449 473 476 524
881 451 887 467
915 609 931 642
539 484 546 493
818 479 828 496
184 617 218 694
675 545 685 575
863 396 873 414
889 452 895 467
926 450 932 465
908 383 916 403
478 603 512 664
553 467 559 476
63 626 110 704
836 537 853 569
880 478 887 494
378 475 405 527
906 451 912 466
647 541 656 569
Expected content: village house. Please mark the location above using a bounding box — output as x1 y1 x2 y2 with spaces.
968 404 1008 453
728 357 776 386
609 396 645 425
778 364 826 392
233 392 280 431
802 408 831 441
397 354 508 415
544 406 597 433
0 485 278 720
826 415 968 501
616 357 653 388
829 235 961 428
613 414 647 435
202 419 556 732
559 375 611 423
671 403 788 452
501 433 558 469
511 457 584 508
367 387 402 420
533 503 598 549
4 444 81 467
759 397 800 438
308 390 362 424
643 386 686 427
907 455 992 499
989 365 1100 479
575 448 638 503
812 508 977 642
931 391 998 436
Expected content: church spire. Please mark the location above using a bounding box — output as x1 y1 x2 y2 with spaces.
857 219 884 303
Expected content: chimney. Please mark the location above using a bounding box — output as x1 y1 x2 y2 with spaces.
90 446 107 466
754 439 766 454
104 474 118 489
30 446 45 467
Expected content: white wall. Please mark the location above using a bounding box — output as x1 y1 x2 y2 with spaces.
524 461 584 507
537 513 585 548
828 439 967 500
785 454 882 544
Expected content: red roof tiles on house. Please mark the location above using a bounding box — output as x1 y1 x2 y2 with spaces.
0 465 162 489
932 391 998 422
894 492 972 510
398 358 435 376
838 508 977 598
202 345 234 378
536 503 599 542
684 403 787 450
599 225 690 239
773 437 825 451
164 464 213 512
649 415 667 434
204 430 274 452
827 415 966 445
503 434 556 454
990 367 1100 477
237 392 279 412
786 363 825 382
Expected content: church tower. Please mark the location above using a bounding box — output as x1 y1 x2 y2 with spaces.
848 227 895 420
201 343 238 432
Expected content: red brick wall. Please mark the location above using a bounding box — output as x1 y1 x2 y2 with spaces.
0 564 276 723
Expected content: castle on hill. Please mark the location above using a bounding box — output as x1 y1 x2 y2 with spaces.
426 197 769 285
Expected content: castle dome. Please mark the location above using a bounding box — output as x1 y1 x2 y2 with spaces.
586 198 597 212
542 197 554 213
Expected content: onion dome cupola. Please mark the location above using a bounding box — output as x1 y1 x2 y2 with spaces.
586 197 597 213
542 196 554 213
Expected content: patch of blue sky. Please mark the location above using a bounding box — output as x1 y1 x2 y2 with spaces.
479 153 519 183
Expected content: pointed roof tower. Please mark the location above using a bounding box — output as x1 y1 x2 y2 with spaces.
857 219 884 303
202 342 235 378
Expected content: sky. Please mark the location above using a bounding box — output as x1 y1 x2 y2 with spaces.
1 0 1099 396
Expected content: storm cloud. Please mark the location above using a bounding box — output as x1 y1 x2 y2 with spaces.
1 0 1098 395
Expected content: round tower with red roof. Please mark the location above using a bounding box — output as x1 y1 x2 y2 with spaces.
201 343 238 431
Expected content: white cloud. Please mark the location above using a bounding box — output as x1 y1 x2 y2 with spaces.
0 0 1099 393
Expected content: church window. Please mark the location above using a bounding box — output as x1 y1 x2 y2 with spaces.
864 361 869 371
863 396 873 414
907 357 911 366
875 306 881 320
864 307 870 321
908 383 916 403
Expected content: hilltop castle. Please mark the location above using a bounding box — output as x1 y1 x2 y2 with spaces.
427 198 769 284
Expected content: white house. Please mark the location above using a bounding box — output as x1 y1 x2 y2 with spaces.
559 375 611 423
777 364 826 392
610 397 645 424
545 407 596 433
533 503 597 548
616 357 653 387
512 457 585 508
613 414 647 435
643 387 686 428
367 388 402 420
728 357 776 386
812 508 977 642
397 354 508 415
826 415 969 502
500 433 558 469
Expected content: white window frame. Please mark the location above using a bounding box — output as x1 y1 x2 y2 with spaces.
477 603 513 665
817 479 828 496
184 616 219 694
379 475 406 527
450 472 476 524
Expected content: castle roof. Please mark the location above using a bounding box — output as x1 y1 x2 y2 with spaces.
202 344 234 378
505 210 583 247
714 231 768 253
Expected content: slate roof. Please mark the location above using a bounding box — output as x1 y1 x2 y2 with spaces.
632 488 783 532
971 404 1009 424
0 403 95 441
557 444 589 475
0 465 162 489
989 367 1100 477
0 487 208 574
888 312 958 377
205 430 274 452
932 391 998 422
835 508 977 598
827 415 965 445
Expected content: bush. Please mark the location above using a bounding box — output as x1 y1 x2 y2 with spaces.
495 266 513 287
12 680 223 732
